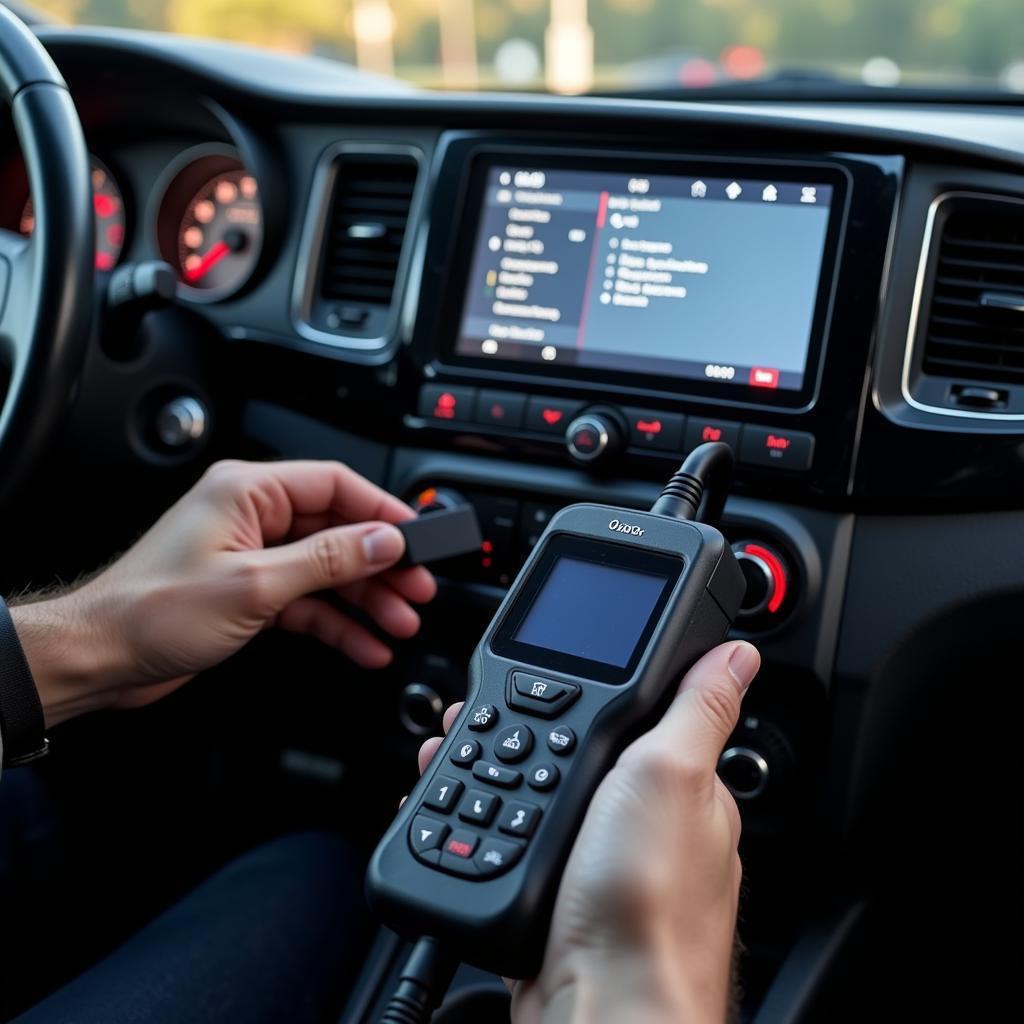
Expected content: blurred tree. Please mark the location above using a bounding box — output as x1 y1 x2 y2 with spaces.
23 0 1024 85
167 0 343 53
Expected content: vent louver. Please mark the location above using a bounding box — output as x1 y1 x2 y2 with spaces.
922 200 1024 386
317 153 418 310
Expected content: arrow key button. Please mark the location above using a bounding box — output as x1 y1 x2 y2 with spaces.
410 814 450 864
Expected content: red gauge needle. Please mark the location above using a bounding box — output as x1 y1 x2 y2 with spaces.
185 240 231 284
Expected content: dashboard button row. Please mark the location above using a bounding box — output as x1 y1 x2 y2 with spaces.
417 386 814 470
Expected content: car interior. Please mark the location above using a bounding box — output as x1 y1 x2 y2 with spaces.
0 3 1019 1021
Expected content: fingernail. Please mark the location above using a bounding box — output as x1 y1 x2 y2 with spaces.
362 524 404 565
727 642 760 691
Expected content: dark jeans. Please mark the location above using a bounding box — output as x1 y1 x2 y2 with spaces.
0 770 368 1023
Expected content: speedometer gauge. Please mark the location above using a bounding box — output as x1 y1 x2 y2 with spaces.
20 157 126 271
177 170 262 294
155 149 264 302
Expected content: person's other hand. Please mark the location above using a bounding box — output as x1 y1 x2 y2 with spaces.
416 640 758 1024
14 460 436 726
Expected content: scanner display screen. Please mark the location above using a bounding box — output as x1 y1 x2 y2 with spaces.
513 557 668 669
492 534 683 684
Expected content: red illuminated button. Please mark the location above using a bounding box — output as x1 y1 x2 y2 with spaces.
418 385 476 423
739 426 815 471
683 418 741 451
474 389 526 429
749 367 780 389
526 397 582 434
439 829 483 876
623 407 685 452
444 832 478 859
569 425 599 453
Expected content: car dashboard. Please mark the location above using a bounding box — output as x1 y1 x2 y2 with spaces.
2 24 1020 1024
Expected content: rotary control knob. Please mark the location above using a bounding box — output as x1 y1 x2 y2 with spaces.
398 683 444 736
155 396 208 448
731 540 791 621
564 408 624 465
718 719 793 801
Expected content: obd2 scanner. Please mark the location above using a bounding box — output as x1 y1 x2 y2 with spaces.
368 443 745 1015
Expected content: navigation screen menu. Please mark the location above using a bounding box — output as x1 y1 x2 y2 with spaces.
454 166 836 393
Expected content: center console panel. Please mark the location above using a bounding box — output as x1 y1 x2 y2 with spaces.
399 134 901 503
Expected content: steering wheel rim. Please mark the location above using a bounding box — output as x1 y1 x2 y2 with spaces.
0 6 93 503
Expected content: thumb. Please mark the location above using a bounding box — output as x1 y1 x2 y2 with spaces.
622 641 759 782
247 521 405 608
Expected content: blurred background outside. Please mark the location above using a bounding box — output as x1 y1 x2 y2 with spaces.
24 0 1024 94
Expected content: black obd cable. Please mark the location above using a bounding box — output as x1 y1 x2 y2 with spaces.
379 442 735 1021
650 441 735 524
378 936 457 1024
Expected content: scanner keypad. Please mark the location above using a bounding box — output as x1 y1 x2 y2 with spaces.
409 668 576 880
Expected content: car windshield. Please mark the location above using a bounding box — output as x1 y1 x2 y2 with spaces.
24 0 1024 95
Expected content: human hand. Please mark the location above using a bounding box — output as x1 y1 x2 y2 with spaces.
416 640 759 1024
13 460 436 726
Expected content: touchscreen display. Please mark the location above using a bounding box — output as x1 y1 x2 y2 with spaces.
454 165 836 393
513 556 669 669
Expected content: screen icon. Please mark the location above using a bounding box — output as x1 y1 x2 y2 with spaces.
725 182 742 200
749 367 780 389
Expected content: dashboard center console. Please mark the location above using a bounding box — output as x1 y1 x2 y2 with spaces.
404 136 901 500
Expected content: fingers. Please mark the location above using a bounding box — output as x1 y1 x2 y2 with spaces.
381 566 438 605
416 702 465 775
619 640 759 787
443 701 464 733
417 737 443 774
276 595 394 668
247 521 407 609
200 460 416 543
337 579 421 639
289 520 437 605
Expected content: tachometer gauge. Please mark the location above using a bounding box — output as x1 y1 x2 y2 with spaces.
20 157 126 271
155 149 264 302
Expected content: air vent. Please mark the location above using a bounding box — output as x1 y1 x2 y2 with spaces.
318 152 418 313
921 199 1024 386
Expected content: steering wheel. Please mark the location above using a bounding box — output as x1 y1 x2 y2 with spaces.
0 6 93 501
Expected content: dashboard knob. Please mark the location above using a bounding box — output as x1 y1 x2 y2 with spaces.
399 683 444 736
718 746 770 800
718 720 794 802
564 409 623 465
409 486 467 515
155 395 208 448
731 540 791 620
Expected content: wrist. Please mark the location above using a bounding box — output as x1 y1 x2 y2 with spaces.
539 941 731 1024
10 589 129 727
